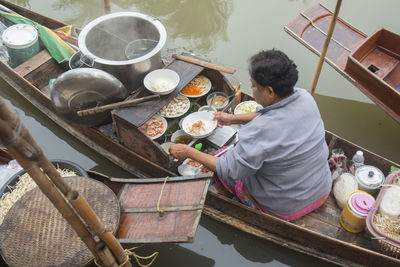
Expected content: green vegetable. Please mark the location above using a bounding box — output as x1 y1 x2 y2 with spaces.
237 101 261 114
165 123 179 136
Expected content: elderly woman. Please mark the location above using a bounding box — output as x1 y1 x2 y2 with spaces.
170 49 331 221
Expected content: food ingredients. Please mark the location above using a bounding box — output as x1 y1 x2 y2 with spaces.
187 120 212 136
159 95 190 117
207 95 228 107
186 160 213 174
174 135 193 144
165 122 179 136
373 213 400 241
140 117 165 138
181 75 210 96
379 186 400 219
151 78 175 92
0 167 77 225
333 172 358 209
235 101 261 114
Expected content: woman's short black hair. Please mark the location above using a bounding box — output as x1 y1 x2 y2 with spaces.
249 49 298 98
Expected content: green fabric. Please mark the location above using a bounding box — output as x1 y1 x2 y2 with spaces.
390 166 400 173
0 12 72 63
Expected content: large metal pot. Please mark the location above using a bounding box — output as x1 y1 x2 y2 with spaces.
77 12 167 93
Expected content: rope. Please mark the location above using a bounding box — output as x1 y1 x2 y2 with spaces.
93 245 159 267
156 176 169 217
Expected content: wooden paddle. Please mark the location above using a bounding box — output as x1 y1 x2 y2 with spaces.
77 94 160 117
173 54 236 74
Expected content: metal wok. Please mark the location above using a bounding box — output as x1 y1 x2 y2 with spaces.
51 68 128 127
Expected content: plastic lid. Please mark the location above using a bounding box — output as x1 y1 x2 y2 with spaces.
355 165 384 188
2 24 38 49
350 192 375 215
356 150 363 156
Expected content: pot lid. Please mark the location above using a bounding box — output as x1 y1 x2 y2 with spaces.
355 165 384 188
350 192 375 215
2 24 38 49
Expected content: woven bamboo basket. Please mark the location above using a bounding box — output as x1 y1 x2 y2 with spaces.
366 170 400 259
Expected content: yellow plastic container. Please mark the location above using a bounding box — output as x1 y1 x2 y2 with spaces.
339 190 375 233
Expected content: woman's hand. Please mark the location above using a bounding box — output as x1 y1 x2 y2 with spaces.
213 112 233 127
169 144 193 159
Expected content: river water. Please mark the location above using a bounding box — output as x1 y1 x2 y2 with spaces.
1 0 400 266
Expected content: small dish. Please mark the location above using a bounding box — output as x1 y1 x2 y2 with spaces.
206 91 229 111
180 75 212 98
181 111 217 138
158 94 190 118
143 69 180 95
198 105 217 113
171 129 195 145
234 100 262 115
139 114 168 140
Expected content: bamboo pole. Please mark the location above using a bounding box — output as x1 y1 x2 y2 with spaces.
310 0 343 96
0 98 126 266
68 190 131 267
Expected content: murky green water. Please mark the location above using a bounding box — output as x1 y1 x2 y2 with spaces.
1 0 400 266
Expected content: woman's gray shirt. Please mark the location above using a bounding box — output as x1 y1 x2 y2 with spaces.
216 88 332 215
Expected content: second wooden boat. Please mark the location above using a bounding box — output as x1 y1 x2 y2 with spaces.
285 3 400 123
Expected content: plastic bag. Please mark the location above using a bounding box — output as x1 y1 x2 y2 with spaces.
0 160 22 188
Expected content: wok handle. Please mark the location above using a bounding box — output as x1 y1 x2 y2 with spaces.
172 54 236 74
77 94 160 116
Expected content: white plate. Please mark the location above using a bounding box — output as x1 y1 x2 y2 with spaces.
181 111 217 138
234 100 262 115
158 95 190 118
139 114 168 140
180 75 212 98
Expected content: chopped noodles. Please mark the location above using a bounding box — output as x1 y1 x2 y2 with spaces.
0 167 77 225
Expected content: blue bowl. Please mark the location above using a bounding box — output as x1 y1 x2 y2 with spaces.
206 91 229 111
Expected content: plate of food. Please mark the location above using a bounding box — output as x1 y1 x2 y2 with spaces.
234 100 262 115
181 111 217 138
139 114 168 140
180 75 212 98
159 94 190 118
177 159 214 176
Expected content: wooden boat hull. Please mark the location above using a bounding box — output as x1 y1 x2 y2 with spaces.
285 3 400 123
0 1 399 266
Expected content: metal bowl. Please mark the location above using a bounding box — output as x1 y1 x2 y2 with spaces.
51 68 128 126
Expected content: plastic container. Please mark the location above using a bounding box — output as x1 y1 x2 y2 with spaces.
2 24 40 68
198 105 217 113
352 150 365 169
379 185 400 219
340 190 375 233
355 165 385 195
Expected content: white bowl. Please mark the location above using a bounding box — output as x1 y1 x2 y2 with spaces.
143 69 180 95
171 129 195 145
181 111 217 138
234 100 262 115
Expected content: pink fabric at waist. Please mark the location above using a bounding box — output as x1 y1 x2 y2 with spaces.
261 190 331 221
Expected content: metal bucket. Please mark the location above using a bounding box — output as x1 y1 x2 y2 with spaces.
77 12 167 92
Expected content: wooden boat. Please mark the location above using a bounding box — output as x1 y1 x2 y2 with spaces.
284 3 400 123
0 1 400 266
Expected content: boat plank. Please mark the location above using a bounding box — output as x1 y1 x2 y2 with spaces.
14 50 53 78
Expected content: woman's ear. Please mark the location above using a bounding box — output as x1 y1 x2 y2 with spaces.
265 86 275 96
